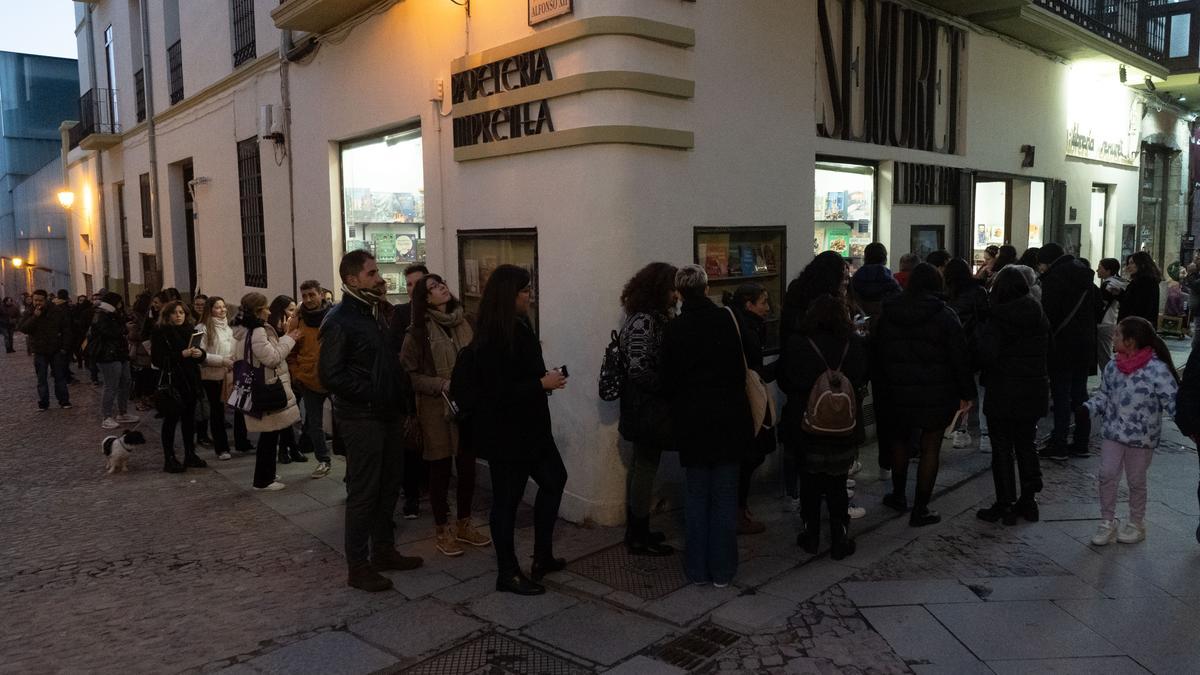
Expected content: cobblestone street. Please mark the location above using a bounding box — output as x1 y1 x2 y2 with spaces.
3 336 1200 674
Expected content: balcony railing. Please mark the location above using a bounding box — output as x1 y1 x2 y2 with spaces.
134 69 146 122
167 40 184 105
1033 0 1166 62
68 87 121 149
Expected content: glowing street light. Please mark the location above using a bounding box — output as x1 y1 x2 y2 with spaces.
11 257 22 268
57 190 75 209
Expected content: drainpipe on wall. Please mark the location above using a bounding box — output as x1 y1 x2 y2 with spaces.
139 0 164 285
84 5 111 290
280 30 298 297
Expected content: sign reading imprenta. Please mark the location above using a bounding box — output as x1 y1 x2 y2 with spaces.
529 0 572 26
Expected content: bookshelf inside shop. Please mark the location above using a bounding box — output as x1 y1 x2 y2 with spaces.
693 227 787 352
458 229 539 332
345 222 427 304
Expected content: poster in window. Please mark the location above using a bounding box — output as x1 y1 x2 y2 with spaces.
372 232 398 263
395 234 416 262
825 224 852 258
382 272 402 295
910 225 945 261
824 192 848 219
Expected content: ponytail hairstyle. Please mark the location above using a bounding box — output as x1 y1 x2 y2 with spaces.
1117 316 1180 383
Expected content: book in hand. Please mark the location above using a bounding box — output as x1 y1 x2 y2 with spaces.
189 331 204 350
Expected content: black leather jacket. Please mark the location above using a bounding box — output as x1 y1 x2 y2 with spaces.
318 293 405 419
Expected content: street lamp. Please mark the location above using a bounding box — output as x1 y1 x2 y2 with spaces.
11 257 22 268
57 190 75 209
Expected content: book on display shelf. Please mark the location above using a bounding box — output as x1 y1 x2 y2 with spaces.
382 272 402 295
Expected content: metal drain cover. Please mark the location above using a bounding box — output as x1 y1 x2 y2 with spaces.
404 632 589 675
569 542 690 600
654 623 741 670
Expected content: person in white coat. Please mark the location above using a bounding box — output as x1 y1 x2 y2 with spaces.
196 296 235 460
237 292 303 491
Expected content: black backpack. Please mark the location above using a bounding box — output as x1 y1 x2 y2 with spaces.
597 329 624 401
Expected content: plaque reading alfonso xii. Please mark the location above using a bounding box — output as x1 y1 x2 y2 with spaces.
529 0 572 26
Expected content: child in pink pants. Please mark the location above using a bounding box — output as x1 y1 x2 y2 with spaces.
1081 317 1179 546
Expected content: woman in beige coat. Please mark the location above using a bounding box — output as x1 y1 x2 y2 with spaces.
237 292 302 491
401 274 491 557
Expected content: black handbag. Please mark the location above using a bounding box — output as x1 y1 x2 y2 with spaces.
155 368 182 416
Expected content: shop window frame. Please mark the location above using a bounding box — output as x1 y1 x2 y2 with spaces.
692 225 787 355
814 155 879 266
457 228 540 334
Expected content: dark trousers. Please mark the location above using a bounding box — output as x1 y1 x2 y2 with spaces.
799 471 850 537
293 384 331 463
341 416 405 565
403 441 424 507
488 447 568 577
1 324 13 352
161 395 197 461
429 453 477 526
987 415 1042 504
199 379 230 453
738 453 766 509
253 426 295 488
890 428 944 509
1049 368 1091 450
233 409 252 450
34 351 70 408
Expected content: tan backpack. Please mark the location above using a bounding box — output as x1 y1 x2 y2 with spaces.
801 338 856 437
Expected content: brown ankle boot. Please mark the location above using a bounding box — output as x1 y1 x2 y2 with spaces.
372 546 424 571
347 562 393 592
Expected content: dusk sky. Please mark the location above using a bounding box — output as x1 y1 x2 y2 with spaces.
0 1 77 60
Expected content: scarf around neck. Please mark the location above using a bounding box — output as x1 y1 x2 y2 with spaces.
342 284 383 317
425 306 468 380
1116 346 1154 375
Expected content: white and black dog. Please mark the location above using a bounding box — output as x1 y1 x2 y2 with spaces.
103 430 147 474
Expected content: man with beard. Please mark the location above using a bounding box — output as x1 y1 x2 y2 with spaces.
288 279 334 478
320 250 423 591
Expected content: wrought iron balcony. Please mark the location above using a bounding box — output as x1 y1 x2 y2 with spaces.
1033 0 1164 62
68 87 122 151
168 40 184 105
270 0 383 33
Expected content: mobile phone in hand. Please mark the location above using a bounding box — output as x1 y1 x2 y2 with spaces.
559 364 569 378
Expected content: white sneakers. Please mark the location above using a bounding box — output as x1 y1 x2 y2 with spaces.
1092 519 1146 545
254 481 286 491
848 505 866 520
101 417 120 429
311 462 331 479
115 413 140 424
217 452 232 461
849 460 862 476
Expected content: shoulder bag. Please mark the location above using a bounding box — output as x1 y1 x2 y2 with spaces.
226 327 288 417
727 307 775 436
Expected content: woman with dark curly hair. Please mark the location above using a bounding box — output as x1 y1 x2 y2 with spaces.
618 261 678 556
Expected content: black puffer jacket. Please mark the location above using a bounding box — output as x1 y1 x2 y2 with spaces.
1117 274 1160 324
975 295 1050 420
467 318 558 463
89 305 129 363
781 330 868 475
662 297 753 467
151 323 205 398
1174 347 1200 437
948 282 989 339
17 303 72 355
871 291 975 430
1039 255 1097 373
319 293 405 420
850 264 902 321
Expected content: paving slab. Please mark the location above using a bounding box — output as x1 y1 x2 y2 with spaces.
860 605 979 669
386 570 460 600
603 655 688 674
243 632 395 674
710 592 796 634
986 656 1150 674
927 601 1121 661
641 581 740 625
1129 650 1200 674
842 579 980 606
347 599 483 659
1055 596 1200 655
432 574 496 605
466 588 577 629
962 575 1104 601
759 560 855 603
524 602 674 666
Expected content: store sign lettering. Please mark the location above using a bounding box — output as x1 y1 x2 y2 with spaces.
816 0 965 154
452 48 556 149
1065 123 1138 167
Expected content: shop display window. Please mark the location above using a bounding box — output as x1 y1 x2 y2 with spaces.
973 181 1007 270
1029 181 1046 249
458 229 538 332
814 161 875 266
340 126 427 303
693 226 786 352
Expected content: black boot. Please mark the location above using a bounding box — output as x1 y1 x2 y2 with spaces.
289 446 308 463
909 498 941 527
796 518 820 555
530 556 567 582
183 452 208 468
626 516 674 556
278 446 292 464
163 452 185 473
496 570 545 595
830 519 856 560
1016 494 1040 522
976 502 1016 525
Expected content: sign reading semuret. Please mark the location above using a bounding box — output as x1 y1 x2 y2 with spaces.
529 0 572 26
451 48 555 149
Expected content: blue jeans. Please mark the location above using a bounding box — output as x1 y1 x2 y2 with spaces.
34 351 70 408
1049 368 1090 449
97 360 131 418
684 462 739 585
295 384 331 463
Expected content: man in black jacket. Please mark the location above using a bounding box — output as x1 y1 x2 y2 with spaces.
1037 244 1096 459
320 250 423 592
17 289 72 411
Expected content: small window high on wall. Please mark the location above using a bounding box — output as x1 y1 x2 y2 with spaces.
814 160 875 266
340 126 427 303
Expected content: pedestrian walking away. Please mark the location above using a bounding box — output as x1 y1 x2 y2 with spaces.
321 250 424 593
1083 317 1179 546
0 296 19 352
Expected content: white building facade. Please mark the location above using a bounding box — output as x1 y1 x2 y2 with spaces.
65 0 1193 524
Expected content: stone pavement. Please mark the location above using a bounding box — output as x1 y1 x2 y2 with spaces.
2 333 1199 674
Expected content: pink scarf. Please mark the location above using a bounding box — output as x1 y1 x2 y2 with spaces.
1115 346 1154 375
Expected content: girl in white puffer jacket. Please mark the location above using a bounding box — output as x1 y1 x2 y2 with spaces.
196 296 236 460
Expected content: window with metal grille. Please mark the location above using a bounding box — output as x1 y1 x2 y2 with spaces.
231 0 256 67
134 69 146 122
139 173 152 238
167 40 183 104
237 137 268 288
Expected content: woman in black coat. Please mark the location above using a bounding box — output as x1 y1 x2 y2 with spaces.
945 258 989 338
151 300 207 473
974 267 1050 525
1173 347 1200 541
726 282 777 536
1118 251 1162 325
783 294 867 560
872 263 976 526
662 265 752 587
467 265 568 596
